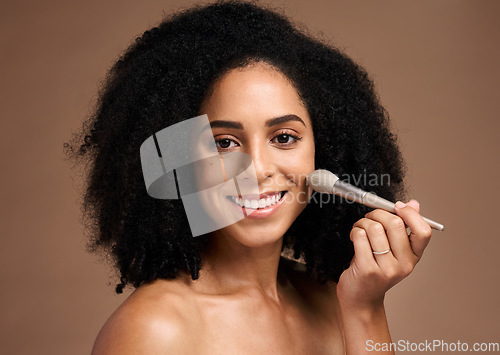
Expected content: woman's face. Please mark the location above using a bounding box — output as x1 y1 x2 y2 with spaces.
198 62 315 247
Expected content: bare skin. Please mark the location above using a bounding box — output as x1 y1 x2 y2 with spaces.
92 258 344 354
92 62 432 354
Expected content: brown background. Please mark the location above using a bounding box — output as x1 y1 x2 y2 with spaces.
1 0 499 354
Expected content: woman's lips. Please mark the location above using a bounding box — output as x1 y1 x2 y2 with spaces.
225 191 288 219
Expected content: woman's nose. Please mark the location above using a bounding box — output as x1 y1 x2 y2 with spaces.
248 144 275 184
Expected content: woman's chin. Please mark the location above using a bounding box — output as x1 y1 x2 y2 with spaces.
218 221 288 248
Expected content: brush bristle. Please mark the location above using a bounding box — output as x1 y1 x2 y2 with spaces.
306 169 339 194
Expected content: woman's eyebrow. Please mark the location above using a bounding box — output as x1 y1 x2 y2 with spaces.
209 120 244 129
265 114 306 127
207 114 306 130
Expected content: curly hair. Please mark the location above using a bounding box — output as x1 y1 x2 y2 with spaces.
64 0 405 293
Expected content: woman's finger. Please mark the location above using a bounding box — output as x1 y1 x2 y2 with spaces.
353 218 394 267
364 209 416 264
349 227 379 271
394 201 432 258
406 199 420 213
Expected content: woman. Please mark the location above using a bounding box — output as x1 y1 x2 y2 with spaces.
65 1 432 353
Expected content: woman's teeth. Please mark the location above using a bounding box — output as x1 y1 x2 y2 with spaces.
229 192 284 209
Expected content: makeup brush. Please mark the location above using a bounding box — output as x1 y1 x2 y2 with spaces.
306 169 444 231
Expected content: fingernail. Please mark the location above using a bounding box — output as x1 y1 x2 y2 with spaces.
395 201 406 209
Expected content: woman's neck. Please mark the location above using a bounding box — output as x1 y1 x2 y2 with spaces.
191 231 285 301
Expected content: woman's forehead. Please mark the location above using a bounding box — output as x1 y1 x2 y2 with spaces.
201 64 311 127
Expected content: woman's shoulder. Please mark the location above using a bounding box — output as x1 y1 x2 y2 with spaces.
91 279 197 354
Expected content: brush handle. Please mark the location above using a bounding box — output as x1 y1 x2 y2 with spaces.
334 180 445 231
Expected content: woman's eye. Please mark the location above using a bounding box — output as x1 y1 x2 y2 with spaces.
271 132 302 146
276 134 292 144
215 138 238 150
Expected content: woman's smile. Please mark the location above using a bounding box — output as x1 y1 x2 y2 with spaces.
226 190 288 219
227 190 286 209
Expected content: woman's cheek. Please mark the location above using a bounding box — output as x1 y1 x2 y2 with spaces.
276 149 314 203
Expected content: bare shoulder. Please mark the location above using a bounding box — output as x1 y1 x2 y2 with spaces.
91 280 197 355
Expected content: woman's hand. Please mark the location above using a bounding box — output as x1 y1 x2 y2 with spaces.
336 199 433 311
